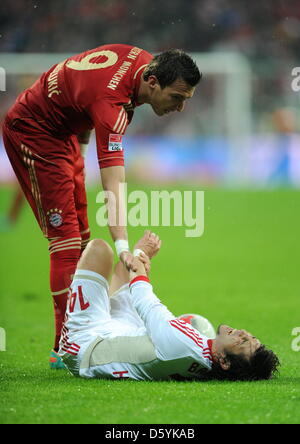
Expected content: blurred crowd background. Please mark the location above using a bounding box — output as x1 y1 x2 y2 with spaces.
1 0 299 57
0 0 300 186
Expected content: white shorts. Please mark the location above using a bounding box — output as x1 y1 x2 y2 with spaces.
59 269 146 375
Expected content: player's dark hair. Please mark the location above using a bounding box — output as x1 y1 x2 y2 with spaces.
208 345 280 381
143 49 202 89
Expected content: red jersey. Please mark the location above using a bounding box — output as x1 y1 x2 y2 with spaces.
7 44 153 168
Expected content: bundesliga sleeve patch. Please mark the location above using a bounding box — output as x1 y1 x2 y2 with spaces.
108 134 123 152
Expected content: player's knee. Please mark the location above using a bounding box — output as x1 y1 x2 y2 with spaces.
87 239 114 264
79 239 114 280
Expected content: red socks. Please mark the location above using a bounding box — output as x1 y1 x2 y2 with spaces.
49 236 82 351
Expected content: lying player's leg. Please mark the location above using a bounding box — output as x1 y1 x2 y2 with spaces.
65 238 114 330
109 261 130 297
59 239 115 373
67 238 114 331
109 261 145 329
76 238 114 281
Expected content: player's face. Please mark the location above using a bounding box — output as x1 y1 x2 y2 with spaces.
215 325 261 361
149 77 195 116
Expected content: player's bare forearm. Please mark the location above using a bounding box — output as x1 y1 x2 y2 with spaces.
100 165 128 242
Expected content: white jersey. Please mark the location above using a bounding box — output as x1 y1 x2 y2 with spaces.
59 270 213 381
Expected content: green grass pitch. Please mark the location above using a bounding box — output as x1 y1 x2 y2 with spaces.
0 185 299 424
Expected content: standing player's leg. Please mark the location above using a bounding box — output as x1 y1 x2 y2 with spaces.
45 141 85 356
2 124 83 362
50 136 91 369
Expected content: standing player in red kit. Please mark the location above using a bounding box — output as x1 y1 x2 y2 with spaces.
2 44 201 368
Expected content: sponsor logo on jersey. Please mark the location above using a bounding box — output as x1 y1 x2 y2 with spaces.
108 134 123 152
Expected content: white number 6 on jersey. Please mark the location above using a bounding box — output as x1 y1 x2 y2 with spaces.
67 50 118 71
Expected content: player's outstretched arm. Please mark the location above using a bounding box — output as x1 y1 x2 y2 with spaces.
100 165 135 271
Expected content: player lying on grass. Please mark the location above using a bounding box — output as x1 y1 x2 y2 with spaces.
59 231 280 381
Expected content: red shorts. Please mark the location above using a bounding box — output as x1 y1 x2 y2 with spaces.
2 116 89 240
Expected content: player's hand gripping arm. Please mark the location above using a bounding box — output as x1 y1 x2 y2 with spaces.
129 233 174 326
100 165 135 271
